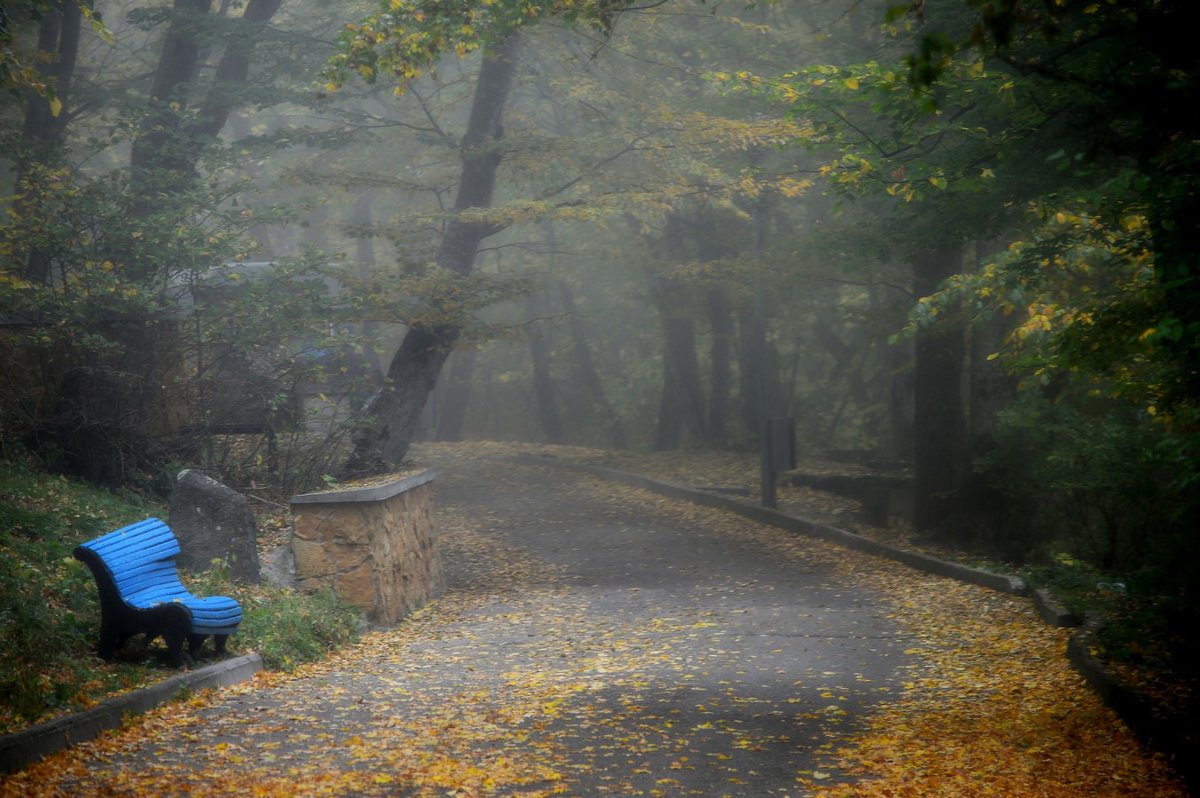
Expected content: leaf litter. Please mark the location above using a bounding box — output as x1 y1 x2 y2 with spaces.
1 442 1186 797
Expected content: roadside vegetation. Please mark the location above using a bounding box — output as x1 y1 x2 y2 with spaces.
0 455 361 734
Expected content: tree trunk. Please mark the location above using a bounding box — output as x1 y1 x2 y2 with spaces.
736 304 781 445
966 241 1015 456
958 241 1018 548
525 291 565 443
707 286 733 445
737 306 761 443
876 275 915 460
188 0 283 142
351 192 384 382
557 280 627 449
344 33 521 474
434 348 476 441
911 244 967 534
654 280 706 451
130 0 212 198
888 339 915 459
20 0 81 154
130 0 283 203
18 0 82 284
676 314 708 442
654 347 684 451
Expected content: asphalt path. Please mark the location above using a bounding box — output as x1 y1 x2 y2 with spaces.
46 452 918 796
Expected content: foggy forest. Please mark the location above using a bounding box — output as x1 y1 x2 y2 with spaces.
2 0 1198 794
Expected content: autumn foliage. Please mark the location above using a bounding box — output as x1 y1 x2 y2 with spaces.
2 443 1187 797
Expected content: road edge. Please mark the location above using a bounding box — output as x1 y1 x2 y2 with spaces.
515 454 1027 595
0 653 263 775
517 454 1195 791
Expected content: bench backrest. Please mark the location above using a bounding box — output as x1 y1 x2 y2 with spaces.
77 518 183 601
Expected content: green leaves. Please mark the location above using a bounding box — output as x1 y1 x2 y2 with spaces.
325 0 641 92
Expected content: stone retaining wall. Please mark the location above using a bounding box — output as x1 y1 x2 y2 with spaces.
290 470 443 625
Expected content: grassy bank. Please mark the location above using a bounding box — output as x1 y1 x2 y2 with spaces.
0 458 361 734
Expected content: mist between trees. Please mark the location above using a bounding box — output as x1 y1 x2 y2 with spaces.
3 0 1198 680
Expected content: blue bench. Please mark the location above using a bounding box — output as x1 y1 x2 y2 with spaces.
73 518 242 667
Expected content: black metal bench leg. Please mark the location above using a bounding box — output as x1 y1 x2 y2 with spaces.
213 634 229 656
165 631 188 668
97 619 121 661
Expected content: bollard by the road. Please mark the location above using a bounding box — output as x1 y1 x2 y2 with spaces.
760 416 795 509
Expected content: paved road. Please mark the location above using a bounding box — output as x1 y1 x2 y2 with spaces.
42 453 918 796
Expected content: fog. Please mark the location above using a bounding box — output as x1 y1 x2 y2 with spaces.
4 2 1200 779
3 0 1196 586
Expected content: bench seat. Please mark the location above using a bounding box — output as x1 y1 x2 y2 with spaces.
74 518 242 667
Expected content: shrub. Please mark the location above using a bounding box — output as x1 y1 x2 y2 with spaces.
978 389 1200 676
239 587 363 671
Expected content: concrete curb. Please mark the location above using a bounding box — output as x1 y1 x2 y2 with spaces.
515 455 1027 596
1065 618 1195 790
1033 587 1079 628
0 653 262 774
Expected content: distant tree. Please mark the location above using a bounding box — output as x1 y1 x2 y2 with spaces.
331 0 655 472
557 279 627 449
130 0 284 207
18 0 81 159
0 0 361 489
711 0 1122 532
884 0 1200 629
524 289 565 443
341 31 522 473
11 0 83 284
910 244 966 530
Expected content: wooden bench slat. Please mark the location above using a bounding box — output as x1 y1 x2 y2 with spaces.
87 536 179 563
115 562 185 598
125 585 189 606
88 536 177 558
74 517 242 667
84 519 179 551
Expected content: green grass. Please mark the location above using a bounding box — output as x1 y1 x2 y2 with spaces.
0 458 362 733
187 564 362 672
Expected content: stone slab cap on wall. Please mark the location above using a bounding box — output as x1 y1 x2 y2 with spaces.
290 469 438 505
169 469 262 583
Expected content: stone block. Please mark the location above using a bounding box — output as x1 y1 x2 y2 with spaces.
169 469 261 583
